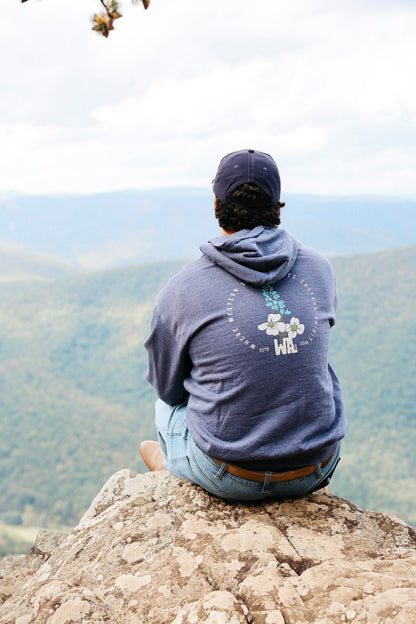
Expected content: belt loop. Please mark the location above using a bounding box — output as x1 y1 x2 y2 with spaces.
215 462 228 480
262 472 272 493
314 463 323 478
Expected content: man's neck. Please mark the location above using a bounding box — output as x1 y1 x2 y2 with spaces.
220 228 236 236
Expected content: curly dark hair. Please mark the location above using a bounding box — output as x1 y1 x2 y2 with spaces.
215 183 284 232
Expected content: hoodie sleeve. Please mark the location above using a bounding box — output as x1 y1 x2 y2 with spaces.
144 310 190 405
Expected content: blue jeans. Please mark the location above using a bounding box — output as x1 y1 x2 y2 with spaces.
155 399 341 502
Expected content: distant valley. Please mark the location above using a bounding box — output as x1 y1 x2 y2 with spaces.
0 245 415 558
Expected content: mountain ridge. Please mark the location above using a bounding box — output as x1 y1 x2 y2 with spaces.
1 189 415 269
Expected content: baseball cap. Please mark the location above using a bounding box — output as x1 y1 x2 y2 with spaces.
212 149 281 206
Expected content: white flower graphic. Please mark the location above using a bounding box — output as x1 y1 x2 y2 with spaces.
258 313 287 336
286 317 305 338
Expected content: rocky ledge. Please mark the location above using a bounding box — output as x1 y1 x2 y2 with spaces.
0 469 415 624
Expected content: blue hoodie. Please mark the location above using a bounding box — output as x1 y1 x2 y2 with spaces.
145 227 346 469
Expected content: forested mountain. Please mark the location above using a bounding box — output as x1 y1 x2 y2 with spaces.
329 248 415 521
0 246 415 556
0 249 78 282
1 190 415 269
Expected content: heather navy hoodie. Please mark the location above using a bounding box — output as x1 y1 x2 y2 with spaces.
145 226 346 469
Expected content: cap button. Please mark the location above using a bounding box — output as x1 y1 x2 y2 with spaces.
248 149 254 153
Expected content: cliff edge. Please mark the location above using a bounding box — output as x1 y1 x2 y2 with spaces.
1 469 415 624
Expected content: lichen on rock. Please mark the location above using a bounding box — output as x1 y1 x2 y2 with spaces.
0 469 415 623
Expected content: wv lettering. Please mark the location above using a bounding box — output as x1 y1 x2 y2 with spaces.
274 337 298 356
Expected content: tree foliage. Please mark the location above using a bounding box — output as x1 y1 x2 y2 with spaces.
0 248 415 538
21 0 150 38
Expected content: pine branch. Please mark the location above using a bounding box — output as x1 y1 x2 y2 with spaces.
132 0 150 8
21 0 151 37
92 0 122 37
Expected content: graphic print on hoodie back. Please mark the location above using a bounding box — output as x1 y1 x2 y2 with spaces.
145 227 346 469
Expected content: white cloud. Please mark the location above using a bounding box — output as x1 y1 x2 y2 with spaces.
1 0 415 196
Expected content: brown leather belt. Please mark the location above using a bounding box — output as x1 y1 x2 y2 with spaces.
212 454 333 483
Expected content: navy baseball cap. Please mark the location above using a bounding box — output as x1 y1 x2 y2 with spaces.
212 149 281 206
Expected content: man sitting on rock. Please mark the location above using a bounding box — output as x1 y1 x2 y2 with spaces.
140 149 346 501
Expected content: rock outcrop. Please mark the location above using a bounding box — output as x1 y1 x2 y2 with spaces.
0 469 415 623
0 531 67 609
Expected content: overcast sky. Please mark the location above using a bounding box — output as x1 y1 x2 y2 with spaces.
1 0 415 197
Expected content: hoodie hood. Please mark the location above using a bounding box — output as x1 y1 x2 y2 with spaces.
200 227 299 286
